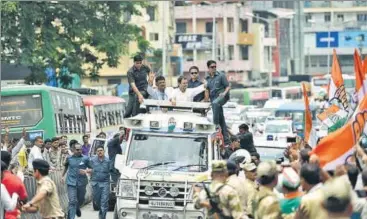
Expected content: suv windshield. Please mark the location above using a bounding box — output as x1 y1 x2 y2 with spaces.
126 133 208 172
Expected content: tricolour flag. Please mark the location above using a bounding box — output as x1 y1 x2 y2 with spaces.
317 105 348 128
311 93 367 170
302 83 317 148
354 49 367 102
328 49 350 113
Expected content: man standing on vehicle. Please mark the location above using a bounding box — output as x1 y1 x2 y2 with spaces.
188 66 205 102
170 76 206 103
87 146 111 219
62 143 92 218
124 54 151 118
147 74 172 100
193 160 246 219
205 60 231 145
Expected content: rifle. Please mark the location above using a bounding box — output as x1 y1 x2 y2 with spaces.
201 182 233 219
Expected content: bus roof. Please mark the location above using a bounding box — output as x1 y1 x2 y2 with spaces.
277 101 318 111
1 85 81 96
82 95 125 106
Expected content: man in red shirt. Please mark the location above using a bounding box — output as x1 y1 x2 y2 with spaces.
1 151 28 219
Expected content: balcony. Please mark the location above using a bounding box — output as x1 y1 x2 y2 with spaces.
182 59 251 73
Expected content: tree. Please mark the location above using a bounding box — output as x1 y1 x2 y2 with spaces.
1 1 149 84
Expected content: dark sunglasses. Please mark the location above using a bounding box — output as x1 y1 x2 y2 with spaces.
190 72 198 75
210 65 217 69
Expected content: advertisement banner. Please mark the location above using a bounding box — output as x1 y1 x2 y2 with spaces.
175 34 213 50
339 31 367 48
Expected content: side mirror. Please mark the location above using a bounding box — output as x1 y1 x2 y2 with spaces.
115 154 126 173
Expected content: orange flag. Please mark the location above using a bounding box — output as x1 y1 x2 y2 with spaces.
302 83 317 147
354 49 366 102
311 93 367 170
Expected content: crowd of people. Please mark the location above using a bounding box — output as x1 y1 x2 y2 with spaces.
1 127 126 219
191 134 367 219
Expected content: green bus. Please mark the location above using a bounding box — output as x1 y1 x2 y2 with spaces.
230 88 270 107
1 85 86 144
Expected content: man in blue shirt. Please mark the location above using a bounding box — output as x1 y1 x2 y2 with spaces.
205 60 231 145
62 143 92 218
187 66 205 102
147 75 171 100
87 146 111 219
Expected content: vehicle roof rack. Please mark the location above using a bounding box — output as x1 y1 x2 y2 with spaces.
141 99 211 116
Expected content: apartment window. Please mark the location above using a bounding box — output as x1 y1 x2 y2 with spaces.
357 13 367 21
206 22 213 33
176 22 187 33
227 18 234 32
240 45 249 60
146 6 155 21
149 33 159 41
305 14 312 23
228 45 234 60
239 19 248 33
337 14 344 22
324 12 331 22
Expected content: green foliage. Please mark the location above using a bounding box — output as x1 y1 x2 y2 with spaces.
1 1 148 84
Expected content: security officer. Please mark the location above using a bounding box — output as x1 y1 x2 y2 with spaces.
321 176 353 218
124 54 151 118
252 160 282 219
87 146 111 219
62 143 91 219
22 159 64 219
193 160 246 219
241 162 259 218
226 160 248 214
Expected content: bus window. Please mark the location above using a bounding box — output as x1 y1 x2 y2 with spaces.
1 95 43 128
272 89 282 98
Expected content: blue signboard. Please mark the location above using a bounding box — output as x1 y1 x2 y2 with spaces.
339 31 367 48
316 32 339 48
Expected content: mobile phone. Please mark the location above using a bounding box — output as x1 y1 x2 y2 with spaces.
287 137 297 143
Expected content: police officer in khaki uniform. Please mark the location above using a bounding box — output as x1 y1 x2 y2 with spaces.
193 160 247 219
22 159 64 219
226 160 248 214
321 176 353 219
252 160 282 219
241 162 259 218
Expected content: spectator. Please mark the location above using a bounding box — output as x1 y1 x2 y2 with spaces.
251 152 260 166
187 66 205 102
1 161 19 219
28 136 44 170
81 135 91 156
48 137 61 168
280 167 303 217
59 142 69 169
1 151 28 219
237 124 257 154
220 135 241 159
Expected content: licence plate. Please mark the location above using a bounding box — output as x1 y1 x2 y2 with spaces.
148 200 175 208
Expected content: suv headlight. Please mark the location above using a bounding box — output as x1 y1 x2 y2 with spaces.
118 180 137 198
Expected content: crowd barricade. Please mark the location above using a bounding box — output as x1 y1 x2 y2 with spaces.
20 170 93 219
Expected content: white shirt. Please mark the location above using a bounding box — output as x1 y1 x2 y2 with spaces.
28 145 44 170
1 184 19 219
171 85 205 102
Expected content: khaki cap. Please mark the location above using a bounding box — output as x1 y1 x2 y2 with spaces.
322 176 351 202
211 160 227 172
242 162 257 172
256 160 277 178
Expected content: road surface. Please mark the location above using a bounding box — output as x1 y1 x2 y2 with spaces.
81 202 114 219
